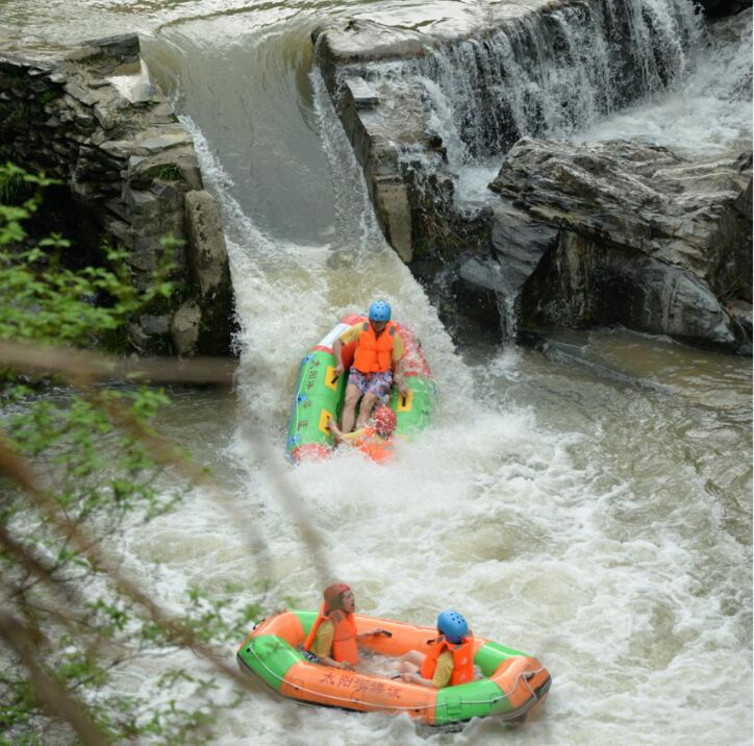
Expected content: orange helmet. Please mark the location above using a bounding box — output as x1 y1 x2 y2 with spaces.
323 583 351 613
374 405 397 436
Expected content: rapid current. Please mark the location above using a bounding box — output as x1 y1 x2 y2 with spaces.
1 1 751 744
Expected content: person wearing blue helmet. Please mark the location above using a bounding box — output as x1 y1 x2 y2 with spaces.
332 300 408 434
396 609 475 689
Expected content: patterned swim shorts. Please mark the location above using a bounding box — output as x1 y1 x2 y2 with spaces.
348 369 393 398
301 648 321 663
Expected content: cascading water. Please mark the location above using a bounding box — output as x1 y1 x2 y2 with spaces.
575 9 753 155
355 0 707 210
0 0 750 744
406 0 704 159
497 290 520 346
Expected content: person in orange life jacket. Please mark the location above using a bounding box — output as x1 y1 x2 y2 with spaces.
303 583 389 670
328 405 397 463
332 300 408 434
396 609 475 689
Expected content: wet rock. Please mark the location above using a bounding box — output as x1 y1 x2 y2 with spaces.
489 203 559 294
140 314 171 335
184 191 229 297
109 68 153 105
134 127 191 153
459 256 504 293
100 139 133 159
312 19 427 66
123 186 160 217
184 190 235 356
85 33 140 62
63 83 97 106
171 302 201 357
697 0 753 18
128 147 201 190
490 138 752 352
727 300 753 338
373 181 413 263
314 25 443 269
343 77 379 109
93 104 118 130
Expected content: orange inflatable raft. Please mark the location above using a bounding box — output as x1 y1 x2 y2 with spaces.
237 610 550 727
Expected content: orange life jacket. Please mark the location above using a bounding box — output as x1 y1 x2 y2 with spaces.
355 426 395 464
353 321 396 374
420 635 475 687
303 604 359 665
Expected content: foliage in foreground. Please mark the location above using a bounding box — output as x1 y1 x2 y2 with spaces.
0 163 258 745
0 163 178 352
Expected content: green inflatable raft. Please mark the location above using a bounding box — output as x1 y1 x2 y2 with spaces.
286 313 437 463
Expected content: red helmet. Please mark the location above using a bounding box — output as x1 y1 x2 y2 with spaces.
373 405 397 436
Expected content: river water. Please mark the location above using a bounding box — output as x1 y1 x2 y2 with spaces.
1 1 751 744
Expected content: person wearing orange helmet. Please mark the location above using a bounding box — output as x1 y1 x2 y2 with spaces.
328 404 398 463
332 300 409 434
303 583 388 669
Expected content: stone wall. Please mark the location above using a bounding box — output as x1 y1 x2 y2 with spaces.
0 33 234 357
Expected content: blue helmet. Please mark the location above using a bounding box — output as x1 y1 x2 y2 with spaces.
437 609 468 644
368 300 392 323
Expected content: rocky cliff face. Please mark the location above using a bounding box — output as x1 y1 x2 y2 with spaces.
0 34 234 357
490 139 752 351
313 0 752 353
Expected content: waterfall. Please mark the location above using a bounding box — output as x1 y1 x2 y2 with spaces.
391 0 704 161
497 290 520 346
341 0 708 347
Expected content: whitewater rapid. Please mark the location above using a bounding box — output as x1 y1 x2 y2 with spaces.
1 0 750 743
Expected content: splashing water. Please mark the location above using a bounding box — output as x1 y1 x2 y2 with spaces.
1 0 750 743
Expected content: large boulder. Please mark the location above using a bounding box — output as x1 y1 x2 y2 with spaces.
489 138 752 351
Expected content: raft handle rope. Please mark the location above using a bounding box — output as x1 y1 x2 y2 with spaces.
244 641 548 715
